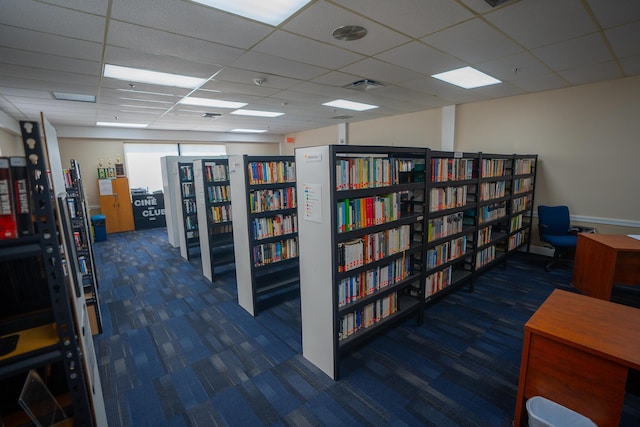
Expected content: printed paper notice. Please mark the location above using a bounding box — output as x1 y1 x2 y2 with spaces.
303 183 322 223
98 179 113 196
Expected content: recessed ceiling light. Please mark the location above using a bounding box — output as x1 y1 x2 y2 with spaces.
431 66 502 89
104 64 207 89
332 25 367 41
231 109 284 117
52 92 95 103
230 128 267 133
179 97 247 109
190 0 312 26
96 121 148 128
323 99 379 112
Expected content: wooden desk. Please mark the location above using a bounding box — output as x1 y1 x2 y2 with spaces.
514 289 640 427
573 233 640 300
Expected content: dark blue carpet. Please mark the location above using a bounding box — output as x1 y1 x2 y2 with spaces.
92 228 640 426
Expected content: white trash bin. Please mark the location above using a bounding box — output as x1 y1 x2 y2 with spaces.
526 396 597 427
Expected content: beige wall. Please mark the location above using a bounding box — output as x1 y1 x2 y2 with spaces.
0 128 21 156
285 75 640 235
57 138 280 213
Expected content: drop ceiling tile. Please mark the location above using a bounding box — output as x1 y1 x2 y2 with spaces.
476 52 549 82
511 73 569 92
311 71 363 86
422 18 522 64
533 33 612 72
0 25 102 61
0 0 105 42
253 30 364 69
334 0 473 38
375 41 465 75
230 51 327 81
107 21 245 67
213 68 301 90
586 0 640 28
38 0 108 15
199 80 281 97
0 47 100 76
558 61 623 85
474 82 527 98
400 76 488 103
339 58 423 84
110 0 273 50
620 55 640 75
282 0 410 56
484 0 595 49
606 21 640 58
458 0 499 14
0 64 98 87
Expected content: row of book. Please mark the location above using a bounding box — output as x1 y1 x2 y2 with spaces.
478 202 507 224
425 265 452 297
337 225 411 272
179 164 193 181
514 158 535 175
429 185 468 212
480 158 508 178
510 214 523 233
251 213 297 241
336 193 401 233
513 177 533 195
62 168 75 189
479 180 507 201
512 195 531 214
338 293 397 341
207 185 230 203
247 160 296 185
426 236 468 269
475 245 496 268
0 156 34 239
427 212 465 242
335 157 416 191
185 215 198 232
430 158 475 183
337 257 410 307
210 205 232 224
252 237 298 267
183 198 197 214
181 181 195 197
203 162 228 182
249 187 297 213
508 231 526 250
477 226 492 246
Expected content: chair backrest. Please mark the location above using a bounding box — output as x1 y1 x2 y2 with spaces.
538 205 571 236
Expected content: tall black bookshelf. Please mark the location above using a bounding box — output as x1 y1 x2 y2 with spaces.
177 161 199 260
229 155 299 316
0 120 106 425
295 145 426 379
507 155 537 254
64 159 102 334
423 151 478 303
194 158 234 281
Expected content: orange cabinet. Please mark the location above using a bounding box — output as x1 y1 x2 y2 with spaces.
99 177 134 233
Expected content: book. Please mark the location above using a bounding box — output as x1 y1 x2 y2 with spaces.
10 157 34 237
0 157 18 239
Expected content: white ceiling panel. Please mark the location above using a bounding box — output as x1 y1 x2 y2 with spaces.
0 0 638 135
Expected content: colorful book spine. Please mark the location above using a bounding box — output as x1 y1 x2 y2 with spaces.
0 157 18 239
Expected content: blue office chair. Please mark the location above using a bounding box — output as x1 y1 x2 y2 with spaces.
537 205 592 271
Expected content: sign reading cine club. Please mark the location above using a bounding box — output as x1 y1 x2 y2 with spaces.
132 193 166 230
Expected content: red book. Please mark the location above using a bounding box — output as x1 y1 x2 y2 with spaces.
0 157 18 239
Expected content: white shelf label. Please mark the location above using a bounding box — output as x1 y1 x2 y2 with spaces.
303 183 322 223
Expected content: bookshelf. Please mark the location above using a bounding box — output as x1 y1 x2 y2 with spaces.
64 160 103 334
229 155 299 316
194 158 234 281
0 120 106 426
177 161 199 260
508 155 537 253
295 145 426 379
424 151 478 302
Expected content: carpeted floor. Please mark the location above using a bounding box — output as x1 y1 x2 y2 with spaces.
92 228 640 426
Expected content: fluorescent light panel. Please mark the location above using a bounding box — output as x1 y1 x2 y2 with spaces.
230 128 267 133
104 64 207 89
190 0 312 26
52 92 95 102
231 109 284 117
96 121 148 128
180 97 247 109
431 66 501 89
323 99 379 112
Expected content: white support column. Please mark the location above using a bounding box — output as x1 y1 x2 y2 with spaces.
338 122 348 145
441 105 456 151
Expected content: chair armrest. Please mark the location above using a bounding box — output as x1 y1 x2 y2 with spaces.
569 225 597 234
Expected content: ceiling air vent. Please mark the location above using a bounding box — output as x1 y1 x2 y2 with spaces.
331 115 353 120
343 79 384 91
201 112 222 118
